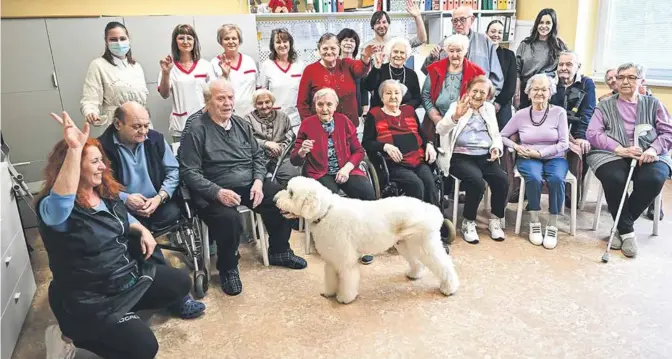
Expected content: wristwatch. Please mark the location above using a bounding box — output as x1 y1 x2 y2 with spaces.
158 190 169 204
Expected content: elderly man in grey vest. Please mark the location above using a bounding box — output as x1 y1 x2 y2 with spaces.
421 5 503 95
586 62 672 258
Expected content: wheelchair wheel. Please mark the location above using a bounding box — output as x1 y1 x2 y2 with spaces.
362 157 381 199
194 271 208 299
442 219 456 245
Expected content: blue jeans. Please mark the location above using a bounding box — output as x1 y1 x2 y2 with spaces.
516 158 569 215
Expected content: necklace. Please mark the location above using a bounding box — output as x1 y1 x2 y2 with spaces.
388 65 406 84
529 104 550 127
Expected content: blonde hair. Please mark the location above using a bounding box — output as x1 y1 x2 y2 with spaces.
251 88 275 105
217 24 243 45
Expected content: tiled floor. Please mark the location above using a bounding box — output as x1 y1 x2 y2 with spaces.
11 182 672 359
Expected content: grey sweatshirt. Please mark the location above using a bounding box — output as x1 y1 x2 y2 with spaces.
178 112 266 208
516 39 568 84
421 30 504 94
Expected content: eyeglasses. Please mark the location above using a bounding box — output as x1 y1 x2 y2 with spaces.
616 75 640 82
451 17 470 24
271 28 289 34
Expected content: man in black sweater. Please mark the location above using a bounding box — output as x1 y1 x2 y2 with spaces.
178 79 307 296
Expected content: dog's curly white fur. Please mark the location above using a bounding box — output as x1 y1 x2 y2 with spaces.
274 176 459 304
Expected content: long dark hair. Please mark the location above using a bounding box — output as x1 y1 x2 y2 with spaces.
269 28 298 63
102 21 136 66
524 8 566 61
336 28 360 58
171 24 201 62
486 19 504 33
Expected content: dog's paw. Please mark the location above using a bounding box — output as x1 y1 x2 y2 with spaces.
336 293 358 304
439 279 459 296
320 292 337 299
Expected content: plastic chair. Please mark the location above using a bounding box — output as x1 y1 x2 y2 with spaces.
591 179 663 236
237 206 270 266
450 175 496 226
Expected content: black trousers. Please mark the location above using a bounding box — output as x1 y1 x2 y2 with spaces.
388 163 439 206
317 174 376 200
496 101 513 130
135 198 183 233
450 154 509 221
200 179 291 271
594 158 669 234
74 265 190 359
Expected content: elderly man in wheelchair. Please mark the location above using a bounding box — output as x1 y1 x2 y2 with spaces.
97 101 206 317
362 80 456 249
290 88 379 264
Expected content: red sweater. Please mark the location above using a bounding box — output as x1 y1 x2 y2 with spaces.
296 59 370 127
290 113 366 179
268 0 293 11
422 57 485 137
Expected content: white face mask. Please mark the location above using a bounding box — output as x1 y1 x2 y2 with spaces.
108 40 130 57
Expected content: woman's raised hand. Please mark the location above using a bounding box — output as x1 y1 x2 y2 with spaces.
453 94 470 122
159 55 174 73
219 57 231 78
50 111 90 149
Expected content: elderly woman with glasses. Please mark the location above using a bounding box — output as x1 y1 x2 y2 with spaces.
586 62 672 258
291 88 376 264
363 37 421 110
421 34 485 138
500 73 569 249
435 76 508 244
244 89 299 186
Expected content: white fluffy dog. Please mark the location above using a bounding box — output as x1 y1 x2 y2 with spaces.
274 176 459 304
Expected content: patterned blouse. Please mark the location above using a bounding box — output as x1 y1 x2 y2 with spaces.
322 120 339 175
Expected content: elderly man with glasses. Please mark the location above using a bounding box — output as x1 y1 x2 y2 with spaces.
422 5 503 95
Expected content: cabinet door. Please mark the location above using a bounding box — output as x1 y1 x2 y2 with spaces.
1 19 58 94
46 17 123 123
146 84 172 138
0 91 65 184
122 16 195 84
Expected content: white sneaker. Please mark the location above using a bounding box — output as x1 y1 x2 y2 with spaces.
461 220 480 244
488 218 506 241
543 225 559 249
45 325 76 359
529 222 543 246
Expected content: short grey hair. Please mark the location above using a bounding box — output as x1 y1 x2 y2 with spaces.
617 62 646 79
204 78 234 103
604 67 617 83
251 88 275 105
313 88 339 105
559 50 580 64
378 79 408 99
524 74 557 96
383 37 412 62
442 34 470 55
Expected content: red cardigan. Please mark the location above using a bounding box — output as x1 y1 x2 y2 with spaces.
422 57 485 137
290 113 366 179
296 58 370 127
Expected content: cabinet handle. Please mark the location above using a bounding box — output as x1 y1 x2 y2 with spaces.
52 72 59 88
14 292 21 303
4 256 11 266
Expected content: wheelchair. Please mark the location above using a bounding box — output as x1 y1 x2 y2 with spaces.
365 149 457 246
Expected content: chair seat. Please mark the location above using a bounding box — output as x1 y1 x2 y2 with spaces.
513 167 577 183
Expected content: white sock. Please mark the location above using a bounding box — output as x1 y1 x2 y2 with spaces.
529 211 540 223
548 214 558 227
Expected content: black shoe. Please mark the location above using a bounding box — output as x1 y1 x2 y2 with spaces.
269 249 307 269
646 203 664 221
220 268 242 296
359 255 374 265
458 193 466 204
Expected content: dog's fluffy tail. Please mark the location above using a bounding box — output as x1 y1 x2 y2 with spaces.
394 202 444 240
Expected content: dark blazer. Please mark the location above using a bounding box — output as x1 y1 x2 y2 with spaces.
363 64 422 109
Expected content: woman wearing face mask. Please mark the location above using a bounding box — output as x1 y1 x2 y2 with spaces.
337 28 370 119
486 20 517 130
243 89 299 187
364 37 421 110
211 24 258 117
158 24 215 141
259 28 305 131
500 74 569 249
435 76 509 244
516 8 567 109
81 22 149 129
297 33 375 127
421 34 485 139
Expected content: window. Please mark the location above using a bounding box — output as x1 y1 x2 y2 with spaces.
593 0 672 86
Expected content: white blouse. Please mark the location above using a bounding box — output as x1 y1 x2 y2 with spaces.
158 59 215 137
80 57 149 127
211 53 258 117
258 59 305 128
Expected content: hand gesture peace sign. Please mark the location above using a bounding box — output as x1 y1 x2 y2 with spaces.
50 111 90 149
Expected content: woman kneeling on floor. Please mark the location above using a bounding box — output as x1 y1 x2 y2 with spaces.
291 87 377 264
39 112 199 359
500 73 569 249
435 75 509 244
